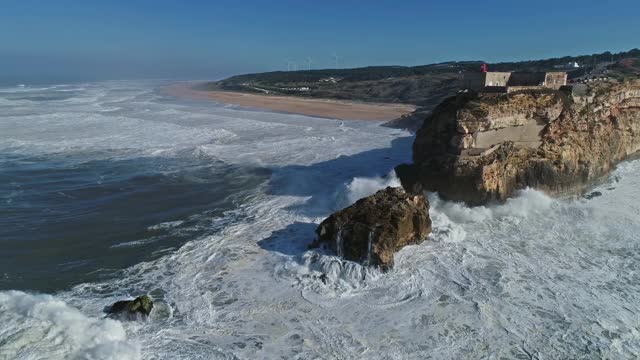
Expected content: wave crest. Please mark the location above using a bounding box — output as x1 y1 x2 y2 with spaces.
0 291 140 360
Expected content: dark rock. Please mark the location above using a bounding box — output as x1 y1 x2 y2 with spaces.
584 191 603 199
318 273 328 284
310 187 431 270
107 295 153 319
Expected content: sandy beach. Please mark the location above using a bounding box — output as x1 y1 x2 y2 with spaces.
165 82 416 121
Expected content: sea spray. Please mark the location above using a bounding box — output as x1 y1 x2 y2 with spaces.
366 230 374 266
428 187 556 224
335 170 402 208
0 291 140 360
335 229 344 258
285 251 383 291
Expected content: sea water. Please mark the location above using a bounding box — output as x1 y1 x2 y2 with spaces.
1 81 639 359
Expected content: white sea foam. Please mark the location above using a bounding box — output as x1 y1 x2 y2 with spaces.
335 170 402 208
429 187 556 224
3 80 640 359
0 291 139 360
147 220 185 231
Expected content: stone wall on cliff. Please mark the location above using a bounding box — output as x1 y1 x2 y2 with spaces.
397 80 640 205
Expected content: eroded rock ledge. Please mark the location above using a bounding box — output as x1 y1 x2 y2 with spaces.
310 187 431 270
396 80 640 205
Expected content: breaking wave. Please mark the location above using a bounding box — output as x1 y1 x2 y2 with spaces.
334 170 402 208
0 291 140 360
2 80 640 359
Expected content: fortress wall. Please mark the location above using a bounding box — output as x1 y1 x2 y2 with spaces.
462 71 568 92
508 72 546 86
473 119 544 149
507 86 549 93
485 72 511 87
462 73 486 91
544 72 568 88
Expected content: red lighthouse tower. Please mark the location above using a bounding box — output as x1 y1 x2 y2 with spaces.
480 63 488 72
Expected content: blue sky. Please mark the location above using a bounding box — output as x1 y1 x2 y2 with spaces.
1 0 638 83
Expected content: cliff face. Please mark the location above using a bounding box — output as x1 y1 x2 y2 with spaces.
396 80 640 204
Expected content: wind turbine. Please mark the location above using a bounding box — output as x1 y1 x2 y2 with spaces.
332 53 340 69
306 57 313 71
286 59 293 72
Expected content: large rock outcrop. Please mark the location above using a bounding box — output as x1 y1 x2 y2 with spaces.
396 80 640 204
310 187 431 270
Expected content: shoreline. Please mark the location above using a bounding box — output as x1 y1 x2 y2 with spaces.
163 82 416 121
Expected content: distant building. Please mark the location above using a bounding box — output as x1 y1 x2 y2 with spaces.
462 71 568 92
319 77 340 83
554 61 580 69
282 86 310 91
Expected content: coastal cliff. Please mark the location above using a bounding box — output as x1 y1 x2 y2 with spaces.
396 80 640 204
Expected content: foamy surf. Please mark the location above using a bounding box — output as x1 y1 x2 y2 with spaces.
0 291 140 360
2 80 640 359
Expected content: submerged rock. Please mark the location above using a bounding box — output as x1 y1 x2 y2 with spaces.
310 187 431 270
397 80 640 205
107 295 153 319
584 191 603 199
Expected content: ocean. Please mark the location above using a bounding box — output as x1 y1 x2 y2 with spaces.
1 80 639 359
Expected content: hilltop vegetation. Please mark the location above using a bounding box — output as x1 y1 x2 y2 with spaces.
203 48 639 102
200 68 463 107
608 57 640 81
197 48 640 130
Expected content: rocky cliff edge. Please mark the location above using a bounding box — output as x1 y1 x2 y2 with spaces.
396 80 640 204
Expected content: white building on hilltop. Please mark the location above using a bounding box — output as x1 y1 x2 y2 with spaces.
554 61 580 69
